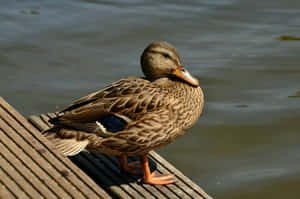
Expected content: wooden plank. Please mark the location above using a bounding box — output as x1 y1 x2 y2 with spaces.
0 97 111 199
145 154 196 199
0 118 73 199
0 110 84 198
106 154 178 199
100 154 167 199
40 114 52 127
82 152 145 198
0 161 30 199
0 179 17 199
70 154 131 199
28 115 49 131
0 139 57 198
141 156 192 199
90 154 155 199
150 152 211 199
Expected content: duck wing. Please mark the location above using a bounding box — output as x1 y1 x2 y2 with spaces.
49 77 166 135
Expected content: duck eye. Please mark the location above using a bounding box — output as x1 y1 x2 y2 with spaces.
162 53 170 59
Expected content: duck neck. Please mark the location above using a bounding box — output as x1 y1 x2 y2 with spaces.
165 78 204 130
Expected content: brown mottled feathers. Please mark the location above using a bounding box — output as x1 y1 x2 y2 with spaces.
51 77 167 128
47 77 203 156
45 41 204 157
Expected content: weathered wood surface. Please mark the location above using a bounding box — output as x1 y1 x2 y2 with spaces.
0 96 212 199
0 97 111 199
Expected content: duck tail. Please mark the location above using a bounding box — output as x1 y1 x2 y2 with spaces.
43 128 89 156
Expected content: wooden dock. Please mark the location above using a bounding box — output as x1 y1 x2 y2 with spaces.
0 96 212 199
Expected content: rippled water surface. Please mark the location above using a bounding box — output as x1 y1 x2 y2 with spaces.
1 1 300 198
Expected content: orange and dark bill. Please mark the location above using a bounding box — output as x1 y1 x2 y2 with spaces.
174 67 199 86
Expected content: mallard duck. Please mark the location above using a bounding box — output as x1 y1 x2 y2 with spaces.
45 41 204 185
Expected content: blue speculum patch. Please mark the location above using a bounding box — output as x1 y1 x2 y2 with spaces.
98 115 128 133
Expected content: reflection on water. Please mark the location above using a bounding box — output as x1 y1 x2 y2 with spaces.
1 0 300 198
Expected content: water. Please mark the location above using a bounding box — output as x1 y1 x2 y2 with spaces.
1 1 300 198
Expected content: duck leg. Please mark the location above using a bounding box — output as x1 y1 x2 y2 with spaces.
119 154 142 175
141 155 176 185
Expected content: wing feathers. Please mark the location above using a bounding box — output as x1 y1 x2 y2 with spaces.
49 77 168 137
44 132 89 156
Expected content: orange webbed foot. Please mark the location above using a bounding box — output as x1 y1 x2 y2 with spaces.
143 172 176 185
141 155 176 185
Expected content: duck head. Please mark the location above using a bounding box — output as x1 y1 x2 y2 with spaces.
140 41 199 87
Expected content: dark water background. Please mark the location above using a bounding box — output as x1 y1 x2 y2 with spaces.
1 1 300 198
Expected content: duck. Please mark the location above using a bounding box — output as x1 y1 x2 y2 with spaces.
45 41 204 185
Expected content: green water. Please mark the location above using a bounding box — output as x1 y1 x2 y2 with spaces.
1 1 300 198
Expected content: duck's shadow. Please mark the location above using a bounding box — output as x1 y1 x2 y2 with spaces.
69 152 157 187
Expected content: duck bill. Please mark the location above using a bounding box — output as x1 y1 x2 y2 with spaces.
174 67 199 86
